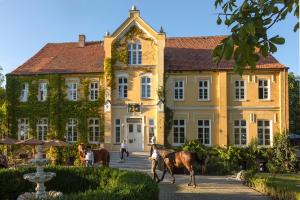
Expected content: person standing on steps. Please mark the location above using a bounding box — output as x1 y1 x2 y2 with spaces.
120 139 129 161
149 135 156 157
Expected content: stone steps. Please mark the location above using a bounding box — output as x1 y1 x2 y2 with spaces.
109 151 151 172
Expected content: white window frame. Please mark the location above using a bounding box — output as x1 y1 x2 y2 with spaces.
114 119 121 144
234 80 245 101
197 119 211 146
148 119 155 144
20 83 29 102
67 82 78 101
198 80 210 101
37 118 48 141
257 120 272 146
172 119 186 146
174 80 184 101
128 42 142 65
89 81 99 101
38 82 48 102
258 79 270 100
233 119 247 146
66 118 78 142
18 118 29 140
141 76 151 98
118 77 128 99
88 118 100 144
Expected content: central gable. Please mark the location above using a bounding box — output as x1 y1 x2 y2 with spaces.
105 7 165 67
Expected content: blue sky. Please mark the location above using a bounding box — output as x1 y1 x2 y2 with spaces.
0 0 299 77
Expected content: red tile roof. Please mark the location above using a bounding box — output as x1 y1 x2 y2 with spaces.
11 41 104 75
165 36 284 71
10 36 284 75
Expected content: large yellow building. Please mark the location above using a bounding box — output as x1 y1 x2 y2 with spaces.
7 7 289 152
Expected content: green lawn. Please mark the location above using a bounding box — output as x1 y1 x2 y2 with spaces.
246 172 300 200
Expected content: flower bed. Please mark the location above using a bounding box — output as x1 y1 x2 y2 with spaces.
0 166 159 200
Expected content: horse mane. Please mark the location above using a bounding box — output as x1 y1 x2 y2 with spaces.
154 144 175 159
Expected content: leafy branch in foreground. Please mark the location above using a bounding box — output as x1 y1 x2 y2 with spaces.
213 0 299 75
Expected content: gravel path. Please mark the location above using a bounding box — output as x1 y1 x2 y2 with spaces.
158 174 270 200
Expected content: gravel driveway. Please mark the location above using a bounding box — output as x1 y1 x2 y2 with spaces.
158 174 270 200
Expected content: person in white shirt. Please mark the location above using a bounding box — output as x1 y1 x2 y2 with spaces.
85 147 94 167
150 146 160 183
149 135 156 157
120 139 129 160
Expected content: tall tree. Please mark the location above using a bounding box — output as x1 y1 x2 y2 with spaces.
213 0 299 74
289 72 300 134
0 67 6 137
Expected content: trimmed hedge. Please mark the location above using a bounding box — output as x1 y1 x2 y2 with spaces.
244 171 300 200
0 166 159 200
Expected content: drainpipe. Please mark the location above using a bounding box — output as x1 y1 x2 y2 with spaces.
284 68 287 134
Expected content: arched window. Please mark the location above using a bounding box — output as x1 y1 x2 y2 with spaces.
128 42 142 65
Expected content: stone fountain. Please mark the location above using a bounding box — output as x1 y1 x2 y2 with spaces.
17 144 62 200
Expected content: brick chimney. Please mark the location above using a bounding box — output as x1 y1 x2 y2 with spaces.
78 34 86 47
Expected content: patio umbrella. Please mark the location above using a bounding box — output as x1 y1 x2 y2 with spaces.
44 139 68 147
16 138 44 146
0 137 18 145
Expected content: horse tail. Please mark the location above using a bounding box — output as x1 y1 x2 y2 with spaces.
191 152 202 164
106 152 110 167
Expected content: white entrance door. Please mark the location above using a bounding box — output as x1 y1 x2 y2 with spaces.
127 122 143 152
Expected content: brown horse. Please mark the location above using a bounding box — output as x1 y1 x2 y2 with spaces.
156 146 206 188
78 143 110 167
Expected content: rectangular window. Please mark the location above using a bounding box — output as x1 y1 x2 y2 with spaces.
118 77 128 98
115 119 121 144
20 83 29 102
88 118 100 143
197 120 211 145
174 80 184 100
89 82 99 101
67 82 78 101
173 120 185 145
67 119 78 142
258 79 270 100
18 118 29 140
233 120 247 145
198 80 209 101
235 80 245 100
38 82 48 102
141 76 151 98
149 119 155 143
128 43 142 65
37 118 48 141
257 120 271 146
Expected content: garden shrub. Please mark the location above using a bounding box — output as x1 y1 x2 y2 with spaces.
0 166 159 200
267 133 297 173
244 171 300 200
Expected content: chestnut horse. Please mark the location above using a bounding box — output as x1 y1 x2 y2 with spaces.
78 143 110 167
155 146 206 188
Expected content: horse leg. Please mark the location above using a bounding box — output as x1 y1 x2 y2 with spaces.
160 163 167 182
185 163 196 188
166 164 175 184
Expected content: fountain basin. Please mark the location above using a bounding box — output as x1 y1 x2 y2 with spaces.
23 172 56 183
17 191 63 200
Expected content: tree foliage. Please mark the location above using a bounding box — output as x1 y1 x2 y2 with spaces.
0 67 6 137
213 0 299 75
268 133 297 173
289 72 300 134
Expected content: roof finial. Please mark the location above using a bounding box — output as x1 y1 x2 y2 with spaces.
159 26 165 33
105 31 110 37
131 5 137 11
